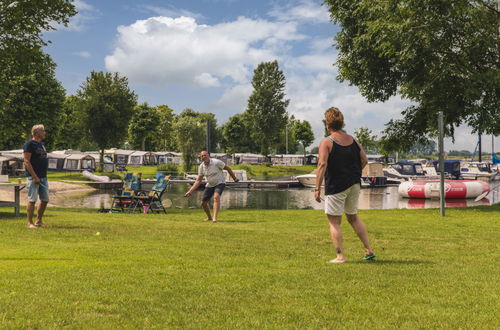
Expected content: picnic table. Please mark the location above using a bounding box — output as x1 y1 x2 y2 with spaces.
0 182 26 217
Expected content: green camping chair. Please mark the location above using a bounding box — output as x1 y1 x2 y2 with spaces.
133 173 171 214
111 172 142 212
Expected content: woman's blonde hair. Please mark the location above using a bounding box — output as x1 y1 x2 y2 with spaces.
324 107 344 131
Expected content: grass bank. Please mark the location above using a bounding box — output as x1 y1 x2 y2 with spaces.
0 205 498 328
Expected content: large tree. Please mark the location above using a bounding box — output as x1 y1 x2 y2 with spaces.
220 113 258 154
77 71 137 169
54 95 88 150
128 103 160 151
293 120 315 158
151 104 176 151
246 60 290 155
173 115 206 172
0 0 76 150
354 127 378 154
325 0 499 152
0 49 65 150
177 109 219 152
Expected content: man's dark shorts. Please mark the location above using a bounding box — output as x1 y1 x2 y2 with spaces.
202 183 225 202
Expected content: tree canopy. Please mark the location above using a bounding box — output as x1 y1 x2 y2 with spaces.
174 115 206 172
77 71 137 167
325 0 499 152
246 60 290 155
293 120 315 157
128 103 160 151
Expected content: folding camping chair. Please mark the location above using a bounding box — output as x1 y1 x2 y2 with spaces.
133 172 171 214
111 172 142 212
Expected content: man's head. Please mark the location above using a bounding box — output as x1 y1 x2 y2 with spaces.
31 124 46 141
200 151 210 163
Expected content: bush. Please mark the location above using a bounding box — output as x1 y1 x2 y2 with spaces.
157 164 179 174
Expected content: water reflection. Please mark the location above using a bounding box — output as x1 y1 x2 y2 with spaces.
42 182 499 210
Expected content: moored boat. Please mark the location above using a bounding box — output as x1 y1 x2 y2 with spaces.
398 180 490 199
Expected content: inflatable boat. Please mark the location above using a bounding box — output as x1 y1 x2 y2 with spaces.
399 180 490 199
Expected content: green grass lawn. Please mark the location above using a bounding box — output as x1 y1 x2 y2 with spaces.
0 206 498 328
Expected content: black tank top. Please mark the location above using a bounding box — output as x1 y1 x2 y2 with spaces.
325 136 362 195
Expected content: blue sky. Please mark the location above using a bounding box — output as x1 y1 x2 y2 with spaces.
43 0 498 152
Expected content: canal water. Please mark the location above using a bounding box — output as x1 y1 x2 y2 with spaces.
33 182 500 210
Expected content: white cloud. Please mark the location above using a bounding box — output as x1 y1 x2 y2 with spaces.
269 0 330 24
194 73 220 88
213 83 253 113
105 16 304 87
142 5 204 20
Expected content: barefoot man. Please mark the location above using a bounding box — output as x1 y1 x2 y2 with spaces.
23 124 49 229
184 151 239 222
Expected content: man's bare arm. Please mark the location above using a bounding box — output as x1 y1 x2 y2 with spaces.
223 165 239 182
184 175 204 197
23 152 39 183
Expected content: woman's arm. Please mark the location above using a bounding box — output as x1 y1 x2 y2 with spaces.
314 139 330 202
354 139 368 169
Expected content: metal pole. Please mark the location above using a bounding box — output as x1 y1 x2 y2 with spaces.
206 119 211 154
438 111 445 217
285 120 288 154
478 134 482 162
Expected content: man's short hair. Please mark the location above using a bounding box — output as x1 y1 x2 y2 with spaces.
31 124 45 137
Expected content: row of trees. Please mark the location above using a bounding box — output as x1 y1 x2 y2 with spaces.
0 1 315 171
354 127 437 157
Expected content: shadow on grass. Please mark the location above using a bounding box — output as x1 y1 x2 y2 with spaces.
220 219 262 223
47 224 88 230
350 259 434 265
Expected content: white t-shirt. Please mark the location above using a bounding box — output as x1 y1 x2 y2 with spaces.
198 158 225 187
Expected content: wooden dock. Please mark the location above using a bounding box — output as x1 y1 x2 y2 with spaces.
63 179 303 190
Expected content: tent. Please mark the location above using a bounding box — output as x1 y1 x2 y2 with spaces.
63 154 96 171
47 153 68 171
155 152 182 165
104 149 135 165
128 151 158 166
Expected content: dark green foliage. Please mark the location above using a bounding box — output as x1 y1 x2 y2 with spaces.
0 49 65 150
354 127 378 153
77 71 137 168
220 113 258 153
325 0 500 152
293 120 315 157
151 105 176 151
53 95 89 150
173 112 206 172
246 61 290 155
128 103 160 151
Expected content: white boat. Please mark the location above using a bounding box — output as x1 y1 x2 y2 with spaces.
296 174 317 188
383 161 440 182
460 162 499 181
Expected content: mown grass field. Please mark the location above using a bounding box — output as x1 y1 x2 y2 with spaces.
0 205 498 328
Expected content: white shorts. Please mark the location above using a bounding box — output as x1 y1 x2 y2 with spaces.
324 183 360 216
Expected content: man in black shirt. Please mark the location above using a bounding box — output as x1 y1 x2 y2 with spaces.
23 124 49 228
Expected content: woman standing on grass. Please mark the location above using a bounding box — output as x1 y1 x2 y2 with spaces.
314 107 375 263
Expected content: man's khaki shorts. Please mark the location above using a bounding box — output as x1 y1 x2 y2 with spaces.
324 183 360 216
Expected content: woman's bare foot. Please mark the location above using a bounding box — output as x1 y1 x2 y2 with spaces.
212 219 217 223
328 258 345 263
27 223 37 229
204 218 212 221
35 220 44 227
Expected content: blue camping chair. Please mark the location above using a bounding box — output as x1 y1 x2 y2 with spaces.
133 173 171 214
111 172 142 212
